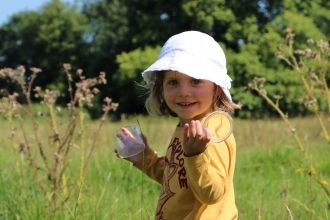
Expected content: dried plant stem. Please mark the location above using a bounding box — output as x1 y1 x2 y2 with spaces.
83 110 109 175
283 40 330 143
7 103 26 197
24 72 53 177
29 104 53 177
73 182 83 219
253 83 330 197
77 100 86 204
64 68 74 107
283 203 293 220
253 85 305 152
78 100 85 182
316 50 330 117
1 65 118 212
290 198 319 219
17 117 48 193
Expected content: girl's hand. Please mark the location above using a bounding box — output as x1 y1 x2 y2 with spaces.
114 132 150 164
183 120 211 157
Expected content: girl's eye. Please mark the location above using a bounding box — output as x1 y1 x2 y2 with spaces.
191 79 201 85
167 80 178 85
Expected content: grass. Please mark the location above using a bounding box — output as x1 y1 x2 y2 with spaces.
0 114 329 219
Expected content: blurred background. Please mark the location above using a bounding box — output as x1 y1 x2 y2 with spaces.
1 0 329 119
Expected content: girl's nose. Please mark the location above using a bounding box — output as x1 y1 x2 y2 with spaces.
177 84 190 97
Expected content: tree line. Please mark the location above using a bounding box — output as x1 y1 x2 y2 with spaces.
0 0 329 119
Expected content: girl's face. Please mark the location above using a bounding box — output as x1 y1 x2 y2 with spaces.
163 70 215 126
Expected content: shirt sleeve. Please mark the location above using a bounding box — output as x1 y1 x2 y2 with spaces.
184 135 235 205
133 147 165 184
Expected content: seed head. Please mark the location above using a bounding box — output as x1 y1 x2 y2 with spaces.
20 141 26 154
77 69 83 75
30 67 42 74
284 28 292 34
307 38 314 44
295 50 305 55
276 51 283 59
63 63 71 70
274 95 283 100
92 88 100 94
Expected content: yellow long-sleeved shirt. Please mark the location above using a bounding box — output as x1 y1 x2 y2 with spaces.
134 117 238 220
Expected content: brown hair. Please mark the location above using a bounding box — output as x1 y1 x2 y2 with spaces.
144 71 242 117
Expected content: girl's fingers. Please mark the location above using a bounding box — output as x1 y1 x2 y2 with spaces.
189 120 196 138
114 149 120 158
188 120 204 140
195 120 203 139
121 127 134 138
203 126 211 141
183 123 190 140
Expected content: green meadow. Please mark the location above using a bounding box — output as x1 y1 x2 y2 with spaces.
0 114 329 219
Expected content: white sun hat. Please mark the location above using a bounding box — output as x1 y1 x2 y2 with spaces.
141 31 232 101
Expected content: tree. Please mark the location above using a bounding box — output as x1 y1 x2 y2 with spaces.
226 0 329 118
2 0 329 118
0 0 90 103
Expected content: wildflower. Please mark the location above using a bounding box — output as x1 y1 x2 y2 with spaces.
308 167 316 175
295 168 304 173
319 180 328 186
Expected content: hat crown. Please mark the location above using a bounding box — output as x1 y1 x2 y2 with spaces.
158 31 226 72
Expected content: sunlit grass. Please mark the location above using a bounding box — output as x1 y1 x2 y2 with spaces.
0 114 329 219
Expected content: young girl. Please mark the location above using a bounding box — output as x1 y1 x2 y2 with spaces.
115 31 241 220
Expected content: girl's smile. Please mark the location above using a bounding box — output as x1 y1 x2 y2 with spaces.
163 70 215 126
